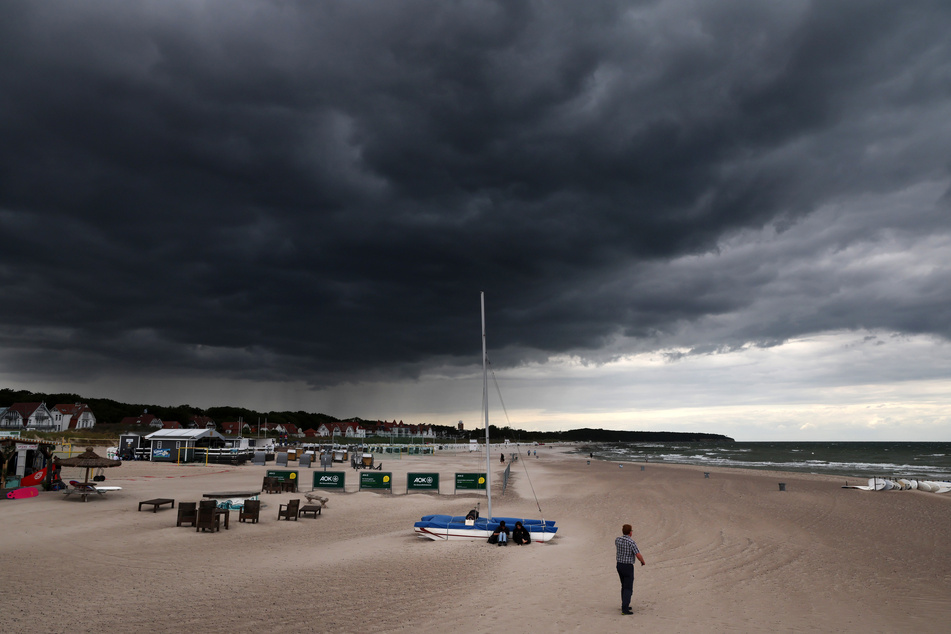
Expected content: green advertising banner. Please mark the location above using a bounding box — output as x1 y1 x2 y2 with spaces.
266 469 299 483
312 471 346 489
407 472 440 492
359 471 392 490
455 472 486 491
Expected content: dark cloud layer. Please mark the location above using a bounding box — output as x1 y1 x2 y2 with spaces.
2 0 950 389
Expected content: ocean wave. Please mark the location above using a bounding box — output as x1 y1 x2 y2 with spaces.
588 442 951 478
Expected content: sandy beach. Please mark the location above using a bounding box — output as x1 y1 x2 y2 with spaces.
2 445 949 633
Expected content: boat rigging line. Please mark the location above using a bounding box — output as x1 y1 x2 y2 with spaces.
487 355 546 519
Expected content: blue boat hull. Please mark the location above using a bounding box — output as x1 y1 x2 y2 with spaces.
414 514 557 541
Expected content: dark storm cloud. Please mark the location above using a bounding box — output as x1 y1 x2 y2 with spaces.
2 0 950 387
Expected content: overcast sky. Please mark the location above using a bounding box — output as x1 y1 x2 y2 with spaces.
2 1 950 440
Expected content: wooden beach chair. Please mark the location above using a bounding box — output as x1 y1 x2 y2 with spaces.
196 503 221 532
177 502 198 527
277 499 299 521
280 479 298 493
263 477 281 494
239 499 261 524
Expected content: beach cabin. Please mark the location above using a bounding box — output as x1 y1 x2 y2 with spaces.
118 433 147 460
144 428 227 463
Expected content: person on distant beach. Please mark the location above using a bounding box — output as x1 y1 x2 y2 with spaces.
512 521 531 545
615 523 646 615
500 452 505 463
42 461 62 490
488 520 509 546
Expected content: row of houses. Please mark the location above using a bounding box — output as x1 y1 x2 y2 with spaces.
0 403 443 439
216 420 438 439
115 412 216 430
0 402 96 432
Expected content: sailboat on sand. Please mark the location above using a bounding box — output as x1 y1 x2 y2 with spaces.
413 293 558 542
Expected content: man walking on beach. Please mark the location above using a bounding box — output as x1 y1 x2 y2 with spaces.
615 523 646 615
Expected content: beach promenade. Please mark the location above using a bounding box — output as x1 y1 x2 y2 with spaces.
2 446 949 633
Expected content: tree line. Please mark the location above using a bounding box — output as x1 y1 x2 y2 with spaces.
0 388 734 442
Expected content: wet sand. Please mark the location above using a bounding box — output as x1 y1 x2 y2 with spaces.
2 445 949 633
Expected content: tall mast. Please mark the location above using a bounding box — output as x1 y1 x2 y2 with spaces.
482 291 492 519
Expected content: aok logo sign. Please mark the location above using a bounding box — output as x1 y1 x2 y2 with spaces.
319 475 339 483
413 477 434 484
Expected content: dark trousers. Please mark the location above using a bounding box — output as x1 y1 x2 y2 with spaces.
616 562 634 610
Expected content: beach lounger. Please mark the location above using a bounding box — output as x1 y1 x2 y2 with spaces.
277 499 299 521
63 481 121 501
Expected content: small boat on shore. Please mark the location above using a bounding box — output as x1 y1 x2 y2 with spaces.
413 293 557 542
414 514 557 542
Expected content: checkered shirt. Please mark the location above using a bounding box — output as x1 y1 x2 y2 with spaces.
615 534 640 564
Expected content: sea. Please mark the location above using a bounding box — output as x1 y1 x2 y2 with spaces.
579 442 951 481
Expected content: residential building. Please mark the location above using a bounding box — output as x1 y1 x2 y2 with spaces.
118 413 163 428
190 415 216 430
220 421 251 436
51 403 97 431
316 423 366 439
0 402 56 431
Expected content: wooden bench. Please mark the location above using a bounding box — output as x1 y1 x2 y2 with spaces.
298 504 322 518
138 498 175 513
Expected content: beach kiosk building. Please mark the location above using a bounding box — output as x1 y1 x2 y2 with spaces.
1 435 58 489
144 428 227 463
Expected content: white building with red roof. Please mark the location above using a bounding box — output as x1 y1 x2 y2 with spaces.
0 402 56 431
51 403 97 431
316 423 366 438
